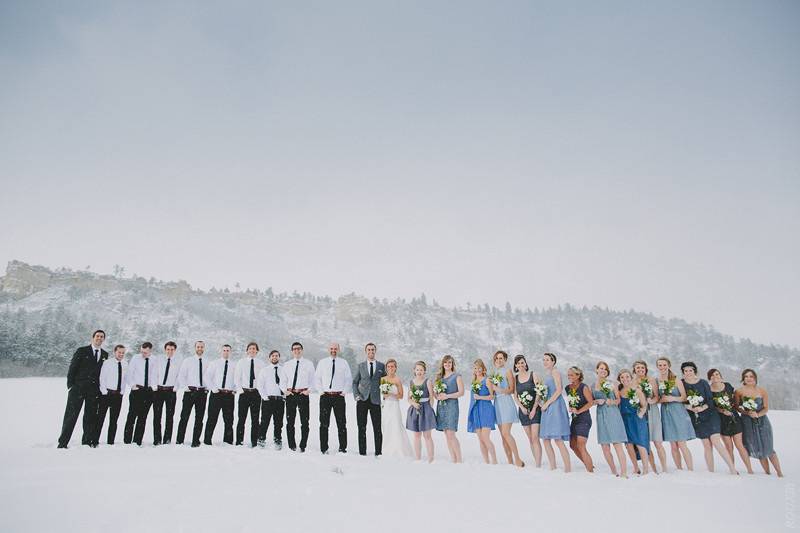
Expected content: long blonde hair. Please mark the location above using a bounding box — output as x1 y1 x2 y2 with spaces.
436 355 456 381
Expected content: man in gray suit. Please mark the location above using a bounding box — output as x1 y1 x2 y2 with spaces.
352 342 384 456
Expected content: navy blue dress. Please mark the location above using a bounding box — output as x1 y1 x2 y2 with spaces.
683 379 720 439
568 382 592 438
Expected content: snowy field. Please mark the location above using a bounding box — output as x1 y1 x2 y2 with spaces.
0 378 795 532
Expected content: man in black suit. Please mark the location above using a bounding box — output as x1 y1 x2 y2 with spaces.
57 330 109 448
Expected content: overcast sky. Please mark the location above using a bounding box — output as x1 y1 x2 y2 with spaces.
1 1 798 347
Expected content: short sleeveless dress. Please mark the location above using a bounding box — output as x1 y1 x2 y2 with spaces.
660 380 695 442
683 379 720 439
620 394 649 448
516 373 541 426
643 379 663 443
435 373 460 432
468 378 496 432
712 382 742 436
740 397 774 459
405 379 436 432
568 382 592 438
492 368 518 425
539 372 570 441
592 388 627 444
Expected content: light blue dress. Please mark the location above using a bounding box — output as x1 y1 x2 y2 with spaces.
435 373 460 432
492 367 518 425
592 388 627 444
660 381 695 442
539 372 570 440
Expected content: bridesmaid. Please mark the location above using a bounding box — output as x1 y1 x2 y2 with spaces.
592 361 628 477
434 355 464 463
735 369 783 477
618 369 650 475
566 366 594 472
681 361 738 475
490 351 524 467
405 361 436 462
633 360 667 473
656 357 694 471
538 352 571 472
511 354 542 467
467 359 498 464
708 368 753 474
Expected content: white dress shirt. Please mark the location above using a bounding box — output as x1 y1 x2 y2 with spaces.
176 356 207 389
99 358 128 395
257 363 284 398
315 356 353 393
155 355 182 388
91 344 103 363
126 354 158 391
206 357 236 393
235 356 266 391
283 357 316 392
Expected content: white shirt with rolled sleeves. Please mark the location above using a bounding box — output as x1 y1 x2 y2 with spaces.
176 356 206 390
126 354 158 391
99 358 128 395
235 356 266 391
315 356 353 394
283 357 315 393
206 358 237 393
257 363 285 399
155 355 182 388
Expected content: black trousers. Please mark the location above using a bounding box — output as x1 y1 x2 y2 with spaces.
258 398 285 444
285 394 310 450
152 389 176 445
58 384 99 447
176 390 207 446
236 390 261 447
124 388 153 445
96 392 123 444
319 394 347 453
356 399 382 455
204 392 234 445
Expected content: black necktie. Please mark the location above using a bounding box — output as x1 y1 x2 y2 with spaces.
116 361 122 391
291 360 300 390
249 359 255 388
199 358 203 387
369 361 374 379
163 358 171 385
94 349 99 362
329 358 336 389
274 366 280 385
222 360 229 389
144 358 149 388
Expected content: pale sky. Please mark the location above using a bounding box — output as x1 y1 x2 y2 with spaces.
1 1 798 347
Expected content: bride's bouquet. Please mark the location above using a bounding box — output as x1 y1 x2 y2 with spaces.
489 372 504 387
518 391 534 410
686 389 704 408
639 378 653 398
534 383 549 404
658 377 676 395
567 387 581 410
433 379 447 396
379 377 393 396
625 387 641 409
713 394 733 411
409 384 424 406
600 379 614 398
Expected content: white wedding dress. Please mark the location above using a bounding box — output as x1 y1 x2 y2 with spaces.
381 384 413 458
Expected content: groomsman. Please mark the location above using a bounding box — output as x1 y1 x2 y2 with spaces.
235 342 265 447
315 342 352 454
284 342 315 452
256 350 285 449
176 341 208 447
353 342 385 456
124 342 157 445
152 341 181 445
95 344 127 445
204 344 236 445
58 330 108 448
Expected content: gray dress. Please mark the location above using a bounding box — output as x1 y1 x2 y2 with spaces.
741 397 774 459
516 373 541 426
592 388 628 444
406 378 436 432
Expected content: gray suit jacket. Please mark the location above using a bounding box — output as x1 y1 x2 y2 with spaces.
353 360 385 405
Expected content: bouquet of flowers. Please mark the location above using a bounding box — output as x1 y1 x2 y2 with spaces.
639 378 654 398
489 372 504 387
741 396 758 412
713 394 733 411
600 379 614 398
471 380 481 394
626 387 641 408
686 389 704 408
534 383 549 403
409 384 424 404
567 387 581 410
379 377 393 395
658 378 676 395
433 379 447 396
518 391 534 410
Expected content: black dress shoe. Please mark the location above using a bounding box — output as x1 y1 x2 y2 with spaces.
57 444 68 449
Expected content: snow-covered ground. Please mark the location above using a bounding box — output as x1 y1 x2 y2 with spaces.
0 378 795 532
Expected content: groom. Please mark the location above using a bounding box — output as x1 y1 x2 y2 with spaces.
353 342 384 456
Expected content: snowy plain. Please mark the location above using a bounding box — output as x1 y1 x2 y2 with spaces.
0 377 795 533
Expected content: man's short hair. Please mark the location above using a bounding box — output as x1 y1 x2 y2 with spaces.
164 341 177 349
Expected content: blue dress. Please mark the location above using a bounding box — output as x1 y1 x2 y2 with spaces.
539 372 570 441
435 373 460 432
683 379 720 439
567 382 592 438
620 394 649 448
492 368 518 425
659 381 695 442
592 388 627 444
468 378 496 432
741 397 774 459
405 379 436 432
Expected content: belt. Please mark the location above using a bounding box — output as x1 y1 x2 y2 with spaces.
242 388 258 393
215 390 235 395
106 389 121 395
266 395 284 401
287 388 309 394
323 391 343 396
157 386 174 391
188 386 207 392
133 386 153 391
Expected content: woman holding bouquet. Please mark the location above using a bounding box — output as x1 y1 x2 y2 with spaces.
633 361 667 473
618 369 650 475
468 359 498 464
735 369 783 477
709 369 753 474
593 361 628 477
512 354 542 467
539 352 571 472
681 362 738 475
490 351 524 467
380 359 413 459
566 366 594 472
656 357 694 471
405 361 436 462
434 355 464 463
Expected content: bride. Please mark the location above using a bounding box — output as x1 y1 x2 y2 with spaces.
381 358 413 458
